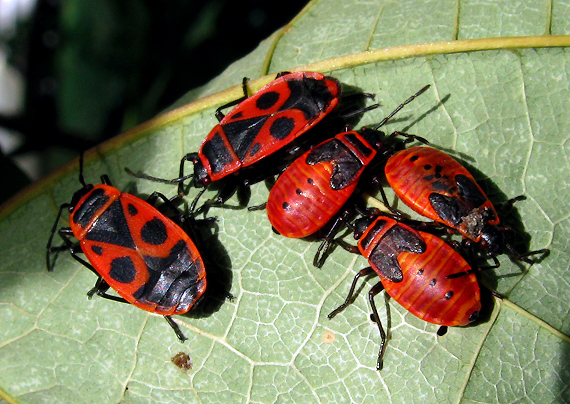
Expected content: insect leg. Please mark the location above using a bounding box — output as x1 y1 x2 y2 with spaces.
215 76 250 121
164 315 188 341
328 267 375 319
46 203 71 271
368 281 387 371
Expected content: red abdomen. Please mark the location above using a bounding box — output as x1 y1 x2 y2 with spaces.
385 146 499 242
268 159 356 238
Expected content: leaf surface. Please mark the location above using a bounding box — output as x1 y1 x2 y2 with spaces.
1 0 570 403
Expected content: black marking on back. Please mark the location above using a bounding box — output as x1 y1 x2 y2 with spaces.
429 177 455 193
360 219 388 252
91 245 103 256
456 174 487 208
306 139 363 190
202 131 236 174
344 133 373 157
278 77 334 120
223 116 269 160
85 200 136 248
282 202 290 211
231 111 243 119
444 291 454 299
134 240 201 308
256 91 280 110
368 225 426 283
109 256 137 284
250 143 261 157
410 154 419 162
429 193 468 226
73 188 110 228
141 218 168 245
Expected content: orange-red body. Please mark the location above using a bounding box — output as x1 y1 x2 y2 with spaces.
268 130 377 238
385 146 499 243
357 216 481 326
198 71 340 182
70 184 206 316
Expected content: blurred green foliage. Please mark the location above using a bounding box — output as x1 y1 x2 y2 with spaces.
0 0 308 203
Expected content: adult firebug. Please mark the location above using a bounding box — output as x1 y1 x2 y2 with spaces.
130 71 342 206
46 155 207 341
266 85 430 242
383 146 548 266
327 213 481 370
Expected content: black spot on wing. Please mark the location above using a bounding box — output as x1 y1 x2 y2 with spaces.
73 188 109 228
269 117 296 140
91 245 103 256
368 225 426 283
256 91 280 110
109 256 137 284
141 218 168 245
85 200 135 248
127 203 138 216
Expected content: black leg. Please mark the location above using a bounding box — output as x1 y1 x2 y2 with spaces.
437 326 448 336
513 247 550 264
100 174 113 185
46 203 71 271
124 152 198 196
368 282 387 371
194 178 240 215
328 267 375 319
314 208 353 268
87 277 128 303
215 77 250 121
370 178 401 217
164 315 188 341
248 202 267 211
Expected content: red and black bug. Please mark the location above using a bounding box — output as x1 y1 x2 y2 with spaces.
266 85 430 243
130 71 342 206
46 156 207 341
327 213 481 370
383 146 548 268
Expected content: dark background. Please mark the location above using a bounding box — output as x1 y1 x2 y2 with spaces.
0 0 309 203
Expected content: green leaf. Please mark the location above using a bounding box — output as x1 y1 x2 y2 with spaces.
1 0 570 403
